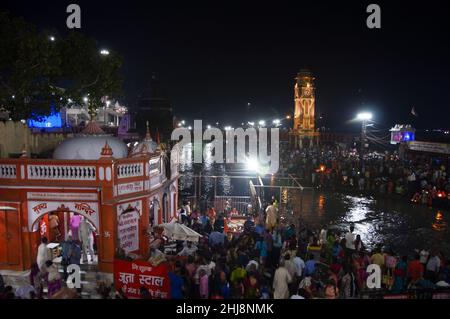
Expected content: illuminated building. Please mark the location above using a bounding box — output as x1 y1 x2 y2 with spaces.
390 124 416 144
289 69 320 148
0 121 179 273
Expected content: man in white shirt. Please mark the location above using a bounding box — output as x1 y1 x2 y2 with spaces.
78 218 95 263
319 225 328 245
36 237 51 271
284 254 297 279
419 249 430 266
426 252 441 282
265 201 278 232
183 200 191 216
345 225 355 260
293 250 306 279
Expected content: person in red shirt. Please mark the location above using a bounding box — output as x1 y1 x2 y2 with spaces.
208 207 217 226
407 254 424 285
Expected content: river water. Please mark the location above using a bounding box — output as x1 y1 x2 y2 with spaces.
178 143 450 256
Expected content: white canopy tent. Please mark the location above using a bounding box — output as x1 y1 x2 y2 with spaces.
159 220 202 243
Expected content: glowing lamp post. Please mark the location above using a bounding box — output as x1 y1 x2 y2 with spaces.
356 112 373 170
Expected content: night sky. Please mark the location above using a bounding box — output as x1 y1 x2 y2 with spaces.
2 0 450 131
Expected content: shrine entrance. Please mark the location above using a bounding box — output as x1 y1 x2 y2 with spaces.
30 204 98 265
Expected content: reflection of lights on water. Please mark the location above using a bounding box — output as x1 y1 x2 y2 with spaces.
432 210 447 231
318 194 325 210
203 143 214 171
344 196 376 243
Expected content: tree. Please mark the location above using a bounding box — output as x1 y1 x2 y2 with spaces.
0 12 63 120
0 12 122 121
61 31 122 118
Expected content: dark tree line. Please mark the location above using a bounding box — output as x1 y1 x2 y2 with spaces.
0 11 123 121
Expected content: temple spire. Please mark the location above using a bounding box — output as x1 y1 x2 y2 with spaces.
145 121 152 140
155 128 161 144
20 145 28 158
100 141 114 158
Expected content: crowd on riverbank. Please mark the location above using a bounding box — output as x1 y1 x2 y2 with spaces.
281 145 450 209
141 200 450 299
1 199 450 299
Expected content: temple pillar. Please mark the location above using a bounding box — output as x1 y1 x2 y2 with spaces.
98 204 115 273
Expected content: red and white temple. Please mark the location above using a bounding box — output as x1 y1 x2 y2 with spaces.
0 122 179 273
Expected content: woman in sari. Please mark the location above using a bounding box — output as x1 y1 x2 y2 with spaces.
391 256 408 293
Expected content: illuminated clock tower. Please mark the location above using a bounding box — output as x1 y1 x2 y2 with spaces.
294 69 315 132
290 69 319 148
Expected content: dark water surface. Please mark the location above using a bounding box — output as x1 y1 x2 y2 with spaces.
284 189 450 255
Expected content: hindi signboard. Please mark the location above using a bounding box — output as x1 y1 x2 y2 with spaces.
27 192 98 201
117 181 144 195
117 204 140 253
27 201 99 231
407 141 450 155
114 259 170 299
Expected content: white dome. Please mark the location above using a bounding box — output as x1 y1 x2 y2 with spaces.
53 135 128 160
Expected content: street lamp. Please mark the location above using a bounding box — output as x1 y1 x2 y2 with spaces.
100 49 110 56
258 120 265 127
49 36 55 42
356 112 372 121
246 157 260 173
273 119 281 126
356 112 373 170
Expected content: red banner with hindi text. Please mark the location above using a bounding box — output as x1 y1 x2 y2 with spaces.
113 259 170 299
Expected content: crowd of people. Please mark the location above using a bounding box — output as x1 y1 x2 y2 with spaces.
1 198 450 299
0 215 97 299
137 200 450 299
281 145 450 209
